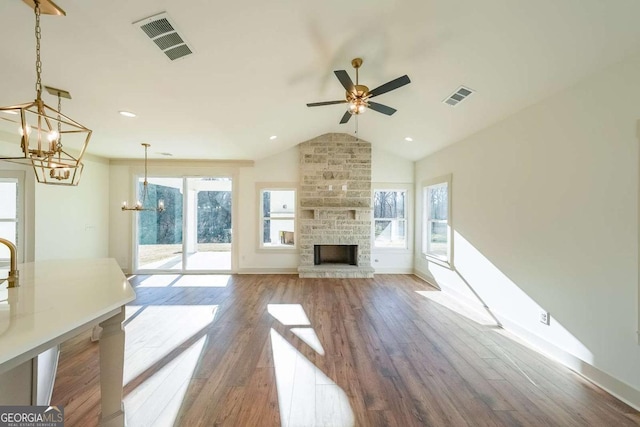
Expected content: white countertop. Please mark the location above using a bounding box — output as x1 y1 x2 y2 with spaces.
0 258 135 372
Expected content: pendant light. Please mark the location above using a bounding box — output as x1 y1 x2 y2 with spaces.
0 0 92 186
122 143 165 212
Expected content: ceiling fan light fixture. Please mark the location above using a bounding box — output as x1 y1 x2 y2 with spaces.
348 99 367 115
306 57 409 124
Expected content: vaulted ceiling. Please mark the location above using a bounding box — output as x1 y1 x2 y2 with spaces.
1 0 640 161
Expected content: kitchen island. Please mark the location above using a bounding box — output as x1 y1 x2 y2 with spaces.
0 258 135 427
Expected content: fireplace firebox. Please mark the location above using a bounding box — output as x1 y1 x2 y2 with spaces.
314 245 357 266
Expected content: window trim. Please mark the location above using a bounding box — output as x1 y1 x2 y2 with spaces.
256 183 298 253
372 184 411 252
422 174 453 268
0 171 26 264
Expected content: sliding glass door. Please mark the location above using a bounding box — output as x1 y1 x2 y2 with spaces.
184 177 232 271
135 176 232 272
136 177 184 270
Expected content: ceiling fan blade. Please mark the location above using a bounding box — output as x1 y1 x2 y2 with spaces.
368 75 411 98
307 100 347 107
368 101 397 116
334 70 355 93
339 110 352 124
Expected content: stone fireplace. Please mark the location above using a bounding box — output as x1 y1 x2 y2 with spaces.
297 133 375 278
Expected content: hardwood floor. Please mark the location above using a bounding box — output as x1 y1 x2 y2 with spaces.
52 274 640 426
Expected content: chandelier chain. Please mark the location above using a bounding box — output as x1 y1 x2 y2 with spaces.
57 93 62 151
1 0 91 186
34 0 42 99
144 144 148 184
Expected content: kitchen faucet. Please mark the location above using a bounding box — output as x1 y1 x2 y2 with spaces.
0 238 18 287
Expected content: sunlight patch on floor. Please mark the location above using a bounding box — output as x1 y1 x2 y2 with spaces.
268 304 311 326
123 305 217 385
270 329 353 427
415 290 497 326
135 275 180 287
424 231 595 364
124 335 207 427
183 251 231 270
124 305 145 322
173 275 232 287
290 327 325 356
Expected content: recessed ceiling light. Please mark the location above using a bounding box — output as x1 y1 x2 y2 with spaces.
269 135 277 140
119 111 136 118
404 137 413 142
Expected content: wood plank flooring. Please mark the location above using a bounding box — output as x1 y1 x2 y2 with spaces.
51 274 640 426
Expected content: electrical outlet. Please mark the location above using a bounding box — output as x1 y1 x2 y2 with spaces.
540 311 550 325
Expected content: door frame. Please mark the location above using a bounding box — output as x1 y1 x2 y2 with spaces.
132 173 238 274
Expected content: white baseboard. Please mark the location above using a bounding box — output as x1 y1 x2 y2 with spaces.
374 267 414 274
236 268 298 275
413 267 440 289
414 268 640 411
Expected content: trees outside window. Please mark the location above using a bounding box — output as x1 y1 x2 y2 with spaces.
373 190 407 249
423 175 452 265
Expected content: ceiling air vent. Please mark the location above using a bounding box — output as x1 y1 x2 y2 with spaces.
133 12 193 61
443 86 474 107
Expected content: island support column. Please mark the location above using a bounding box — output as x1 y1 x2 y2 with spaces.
98 308 127 427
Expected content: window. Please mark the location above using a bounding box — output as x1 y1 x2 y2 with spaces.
423 175 452 265
260 189 296 248
373 189 407 249
0 172 24 266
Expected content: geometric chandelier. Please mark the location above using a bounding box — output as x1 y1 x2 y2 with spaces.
121 143 165 212
0 0 91 186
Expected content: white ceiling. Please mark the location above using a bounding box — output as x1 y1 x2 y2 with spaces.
1 0 640 161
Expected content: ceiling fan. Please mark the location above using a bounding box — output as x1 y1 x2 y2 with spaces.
306 57 410 124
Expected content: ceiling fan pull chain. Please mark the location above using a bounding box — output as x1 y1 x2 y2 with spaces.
355 115 359 141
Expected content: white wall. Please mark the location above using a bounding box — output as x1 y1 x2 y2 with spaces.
109 163 132 270
0 155 109 262
414 52 640 405
372 147 414 183
34 155 110 260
